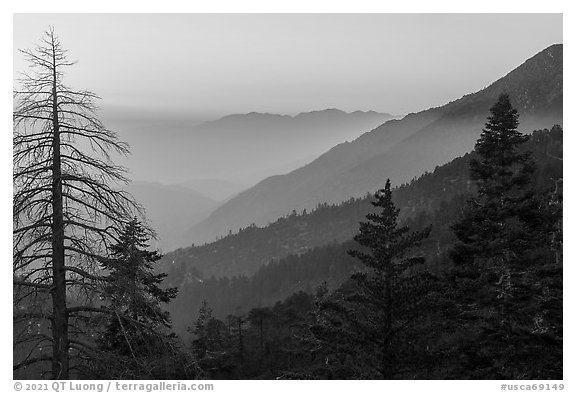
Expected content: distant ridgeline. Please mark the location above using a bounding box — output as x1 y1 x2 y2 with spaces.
161 127 562 334
184 44 562 245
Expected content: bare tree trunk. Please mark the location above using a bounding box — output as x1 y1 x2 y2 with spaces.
14 28 140 379
50 37 68 379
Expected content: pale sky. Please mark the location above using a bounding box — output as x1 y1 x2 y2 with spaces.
13 14 562 119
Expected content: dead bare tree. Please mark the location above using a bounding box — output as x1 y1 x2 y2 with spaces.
13 27 141 379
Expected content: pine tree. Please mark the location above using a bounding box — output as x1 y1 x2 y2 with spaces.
449 94 562 378
247 307 274 353
452 94 535 270
191 300 215 359
309 180 433 378
97 219 178 362
349 179 431 333
189 301 234 377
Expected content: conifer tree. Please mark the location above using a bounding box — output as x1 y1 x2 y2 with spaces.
452 93 535 271
96 219 179 375
191 300 216 358
189 301 233 377
348 179 431 333
310 180 432 378
247 307 274 353
451 94 538 301
449 94 562 378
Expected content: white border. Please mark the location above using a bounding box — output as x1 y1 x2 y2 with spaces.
3 2 572 390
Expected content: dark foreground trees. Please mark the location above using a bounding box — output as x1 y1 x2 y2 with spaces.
91 219 197 379
188 301 235 377
155 117 560 380
13 28 140 378
305 180 436 378
449 94 562 378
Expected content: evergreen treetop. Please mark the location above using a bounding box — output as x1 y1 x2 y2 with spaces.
101 219 178 327
470 93 534 198
98 219 178 357
349 179 431 274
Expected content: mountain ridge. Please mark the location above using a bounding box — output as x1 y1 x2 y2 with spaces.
161 127 562 282
185 44 563 244
206 108 396 124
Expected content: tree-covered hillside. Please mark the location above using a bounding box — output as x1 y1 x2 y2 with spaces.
177 117 562 379
160 126 562 283
164 126 562 336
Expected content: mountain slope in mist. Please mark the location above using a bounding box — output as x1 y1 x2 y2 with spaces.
171 109 397 184
127 181 219 251
176 179 247 202
109 109 396 186
187 44 562 244
161 127 562 282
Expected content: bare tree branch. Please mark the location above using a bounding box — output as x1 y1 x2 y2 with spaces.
13 28 142 379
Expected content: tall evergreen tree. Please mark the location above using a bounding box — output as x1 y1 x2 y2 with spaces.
348 178 431 334
452 94 536 270
95 219 180 378
191 300 220 358
449 94 562 378
189 301 235 377
309 180 433 378
247 307 274 353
